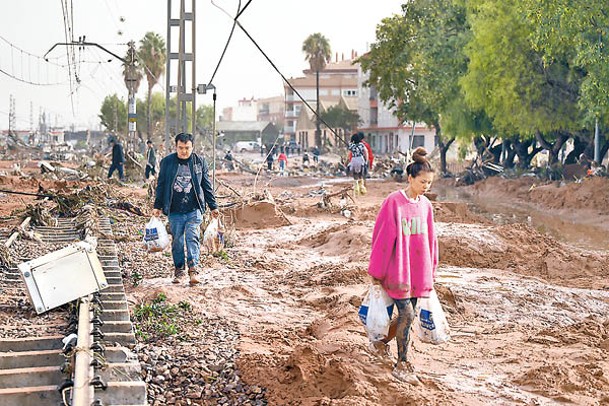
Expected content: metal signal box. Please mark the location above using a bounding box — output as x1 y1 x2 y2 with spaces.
18 241 108 314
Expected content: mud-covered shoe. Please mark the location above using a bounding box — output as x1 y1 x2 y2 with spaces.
353 180 361 195
368 341 390 358
172 268 185 284
359 179 367 195
188 269 200 286
392 361 421 385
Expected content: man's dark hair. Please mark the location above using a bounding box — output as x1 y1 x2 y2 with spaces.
175 132 194 144
146 139 153 145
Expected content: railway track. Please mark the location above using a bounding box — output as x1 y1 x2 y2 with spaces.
0 216 147 405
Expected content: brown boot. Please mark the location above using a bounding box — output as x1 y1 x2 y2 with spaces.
172 268 185 284
188 269 200 286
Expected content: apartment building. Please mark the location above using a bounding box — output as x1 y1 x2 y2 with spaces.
256 95 285 129
356 66 437 155
284 56 360 150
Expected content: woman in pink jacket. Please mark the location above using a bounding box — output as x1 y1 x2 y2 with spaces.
368 147 438 384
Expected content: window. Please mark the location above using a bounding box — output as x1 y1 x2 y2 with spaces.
343 89 358 97
369 86 378 100
370 107 378 125
412 135 425 148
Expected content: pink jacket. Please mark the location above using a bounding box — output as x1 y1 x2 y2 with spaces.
368 191 438 299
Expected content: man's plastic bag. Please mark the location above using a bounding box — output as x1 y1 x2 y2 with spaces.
414 290 450 344
362 285 394 341
203 218 225 254
143 216 170 253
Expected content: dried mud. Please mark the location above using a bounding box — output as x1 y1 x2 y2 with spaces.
2 163 609 405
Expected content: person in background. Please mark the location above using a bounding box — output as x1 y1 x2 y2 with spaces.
359 132 374 183
152 132 219 286
107 137 125 181
277 150 288 176
266 148 274 171
302 151 310 168
223 149 234 171
368 147 438 385
312 145 320 163
347 133 369 195
145 140 157 180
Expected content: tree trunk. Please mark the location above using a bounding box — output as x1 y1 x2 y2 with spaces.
501 138 516 168
436 126 454 175
535 131 569 165
315 71 322 153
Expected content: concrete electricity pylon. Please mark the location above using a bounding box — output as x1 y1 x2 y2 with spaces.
165 0 197 148
124 40 140 152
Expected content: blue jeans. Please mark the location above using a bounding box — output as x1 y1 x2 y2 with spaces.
108 162 124 180
168 210 203 275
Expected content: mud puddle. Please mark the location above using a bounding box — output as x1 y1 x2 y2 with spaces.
434 184 609 251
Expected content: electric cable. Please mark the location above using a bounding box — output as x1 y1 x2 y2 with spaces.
206 0 241 88
234 20 346 147
210 0 347 147
0 66 68 86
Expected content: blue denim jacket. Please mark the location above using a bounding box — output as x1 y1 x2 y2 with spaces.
154 153 218 216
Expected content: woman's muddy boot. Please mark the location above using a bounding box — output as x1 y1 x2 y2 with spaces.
359 179 367 195
353 180 361 195
188 269 200 286
392 361 421 385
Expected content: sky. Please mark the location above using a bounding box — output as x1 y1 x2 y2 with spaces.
0 1 403 131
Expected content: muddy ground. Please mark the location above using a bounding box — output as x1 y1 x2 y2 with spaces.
1 159 609 405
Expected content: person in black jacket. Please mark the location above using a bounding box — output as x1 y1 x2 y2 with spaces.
152 133 219 285
145 139 157 179
107 137 125 181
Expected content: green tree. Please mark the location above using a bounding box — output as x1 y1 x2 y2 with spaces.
302 33 332 153
461 0 583 165
320 105 360 147
522 0 609 162
138 32 167 138
99 94 127 133
136 92 165 141
358 0 469 174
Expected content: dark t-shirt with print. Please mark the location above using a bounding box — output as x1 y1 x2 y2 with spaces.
170 157 198 213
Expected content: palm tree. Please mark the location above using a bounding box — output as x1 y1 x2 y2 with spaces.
138 32 166 138
302 33 331 153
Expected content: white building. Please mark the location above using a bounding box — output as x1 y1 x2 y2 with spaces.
356 65 437 155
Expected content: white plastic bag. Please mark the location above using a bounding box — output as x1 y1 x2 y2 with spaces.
365 285 393 341
414 290 450 344
143 216 170 253
203 218 225 254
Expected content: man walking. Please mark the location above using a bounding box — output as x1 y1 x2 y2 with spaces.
145 140 157 179
107 137 125 181
152 133 219 286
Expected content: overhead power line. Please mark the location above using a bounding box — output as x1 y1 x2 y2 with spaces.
0 67 67 86
209 0 346 146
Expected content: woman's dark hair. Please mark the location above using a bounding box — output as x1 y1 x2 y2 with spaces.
175 132 194 144
350 132 365 143
406 147 433 178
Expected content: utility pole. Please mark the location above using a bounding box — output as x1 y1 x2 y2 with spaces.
165 0 196 149
124 40 139 152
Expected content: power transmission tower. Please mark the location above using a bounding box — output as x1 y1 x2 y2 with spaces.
165 0 197 148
